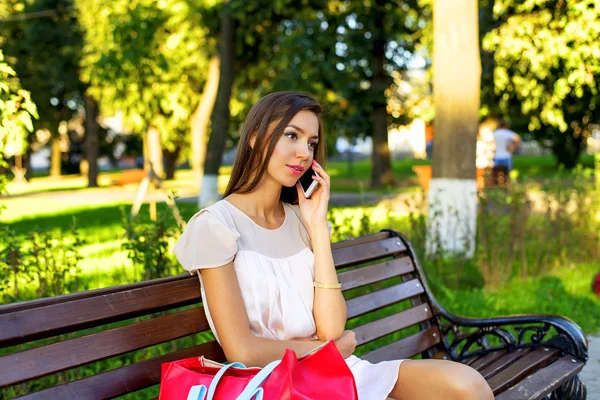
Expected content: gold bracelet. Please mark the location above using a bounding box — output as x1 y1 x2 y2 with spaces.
313 281 342 289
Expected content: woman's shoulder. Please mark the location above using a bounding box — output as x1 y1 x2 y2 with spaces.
183 200 240 239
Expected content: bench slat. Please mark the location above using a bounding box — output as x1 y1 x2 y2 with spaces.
333 237 407 268
0 307 209 388
354 304 433 346
330 232 391 251
486 347 560 395
17 341 226 400
346 279 424 319
362 326 441 363
0 275 192 314
469 350 508 371
338 257 415 290
0 278 202 348
495 355 585 400
479 348 532 380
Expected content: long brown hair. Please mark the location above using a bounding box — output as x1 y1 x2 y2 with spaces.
224 92 326 204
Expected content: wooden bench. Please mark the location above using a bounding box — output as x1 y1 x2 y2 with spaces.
0 231 588 399
111 169 147 186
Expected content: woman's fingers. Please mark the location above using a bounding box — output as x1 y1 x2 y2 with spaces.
311 160 330 188
312 174 329 197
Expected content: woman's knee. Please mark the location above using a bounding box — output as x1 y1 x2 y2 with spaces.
444 363 494 400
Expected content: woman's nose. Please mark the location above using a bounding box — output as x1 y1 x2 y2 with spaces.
296 144 310 159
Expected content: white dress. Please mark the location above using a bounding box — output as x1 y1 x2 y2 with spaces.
173 200 403 399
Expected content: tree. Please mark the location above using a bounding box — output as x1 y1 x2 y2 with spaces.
427 0 480 256
264 0 425 188
482 0 599 168
78 0 214 179
198 3 233 207
1 0 84 178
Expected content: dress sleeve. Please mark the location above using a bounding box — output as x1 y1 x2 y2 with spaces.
173 210 240 273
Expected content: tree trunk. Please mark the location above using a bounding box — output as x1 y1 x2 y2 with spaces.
369 28 394 188
552 130 584 169
84 94 99 187
199 6 235 208
164 146 181 180
24 140 32 181
50 134 62 178
146 127 164 178
428 0 481 257
192 54 220 191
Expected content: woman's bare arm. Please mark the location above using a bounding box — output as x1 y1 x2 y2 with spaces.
310 224 347 341
300 159 347 341
201 262 325 367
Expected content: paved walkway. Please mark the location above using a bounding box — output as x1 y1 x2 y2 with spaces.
581 335 600 398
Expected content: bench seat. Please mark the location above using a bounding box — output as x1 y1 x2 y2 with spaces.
0 230 588 399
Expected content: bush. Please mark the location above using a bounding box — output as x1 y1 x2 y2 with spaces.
0 219 84 303
121 203 181 281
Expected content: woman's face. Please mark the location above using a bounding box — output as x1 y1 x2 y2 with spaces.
266 110 320 188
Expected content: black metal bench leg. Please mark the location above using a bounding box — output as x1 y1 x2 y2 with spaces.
545 374 587 400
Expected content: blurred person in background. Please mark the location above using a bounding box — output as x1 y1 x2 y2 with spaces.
493 118 521 171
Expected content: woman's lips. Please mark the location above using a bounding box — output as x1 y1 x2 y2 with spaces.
287 165 303 176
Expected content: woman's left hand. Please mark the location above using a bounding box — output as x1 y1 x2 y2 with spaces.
296 159 330 231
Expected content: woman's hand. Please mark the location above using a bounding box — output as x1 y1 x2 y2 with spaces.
333 330 357 359
296 159 330 231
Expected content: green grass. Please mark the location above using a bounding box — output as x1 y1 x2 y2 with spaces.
4 154 595 199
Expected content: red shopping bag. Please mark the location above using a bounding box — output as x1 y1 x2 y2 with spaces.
159 340 358 400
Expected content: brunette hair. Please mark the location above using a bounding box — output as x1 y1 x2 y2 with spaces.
223 91 326 204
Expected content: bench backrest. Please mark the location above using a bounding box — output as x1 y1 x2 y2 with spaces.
0 230 445 399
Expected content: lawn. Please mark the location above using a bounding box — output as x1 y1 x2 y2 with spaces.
4 154 596 198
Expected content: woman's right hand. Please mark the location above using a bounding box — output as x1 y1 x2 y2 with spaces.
333 330 357 359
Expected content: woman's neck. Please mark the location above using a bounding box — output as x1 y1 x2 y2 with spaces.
226 178 283 219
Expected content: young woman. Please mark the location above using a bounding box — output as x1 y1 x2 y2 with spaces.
174 91 493 400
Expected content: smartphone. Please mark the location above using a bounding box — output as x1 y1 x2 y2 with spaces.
298 167 320 198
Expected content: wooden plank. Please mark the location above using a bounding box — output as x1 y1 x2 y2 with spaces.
495 355 585 400
338 257 415 290
0 278 202 348
463 355 478 365
353 304 433 346
346 279 425 319
331 232 391 251
333 237 407 268
362 326 441 363
486 347 560 395
0 274 193 314
0 307 208 388
479 348 532 380
470 350 508 371
18 341 226 400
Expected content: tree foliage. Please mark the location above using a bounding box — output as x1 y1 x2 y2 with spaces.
78 0 214 153
482 0 599 167
0 50 38 157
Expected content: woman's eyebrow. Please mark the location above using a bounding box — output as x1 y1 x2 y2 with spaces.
286 124 319 140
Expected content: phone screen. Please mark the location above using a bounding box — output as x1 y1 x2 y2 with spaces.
298 167 318 192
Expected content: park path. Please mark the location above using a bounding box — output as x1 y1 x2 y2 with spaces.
581 335 600 398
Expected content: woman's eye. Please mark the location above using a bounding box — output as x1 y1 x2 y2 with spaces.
309 142 317 149
285 132 297 140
